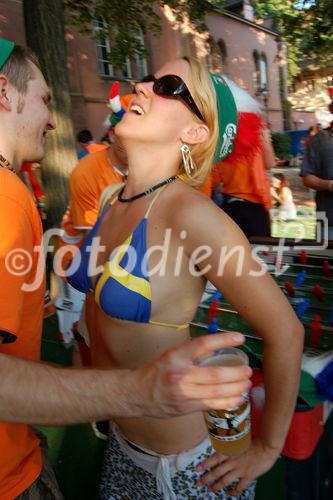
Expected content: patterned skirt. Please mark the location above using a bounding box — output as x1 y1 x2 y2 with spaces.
100 424 256 500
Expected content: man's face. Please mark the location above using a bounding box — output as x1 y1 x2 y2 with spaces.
13 63 55 164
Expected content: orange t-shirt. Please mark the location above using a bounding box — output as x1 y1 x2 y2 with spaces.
58 149 125 271
211 150 271 210
70 148 124 229
86 143 108 154
0 170 45 500
198 173 212 197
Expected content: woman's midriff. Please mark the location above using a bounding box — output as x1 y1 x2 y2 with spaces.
88 309 208 455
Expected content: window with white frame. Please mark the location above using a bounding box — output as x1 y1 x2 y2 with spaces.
253 51 269 92
94 21 147 80
253 50 260 89
94 19 114 78
259 54 268 90
135 28 148 81
122 57 132 79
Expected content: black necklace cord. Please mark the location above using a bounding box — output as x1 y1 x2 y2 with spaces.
0 154 15 172
118 175 177 203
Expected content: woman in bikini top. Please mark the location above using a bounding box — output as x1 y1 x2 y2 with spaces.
68 57 304 497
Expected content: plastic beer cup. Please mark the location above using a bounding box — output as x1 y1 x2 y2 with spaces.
199 348 251 456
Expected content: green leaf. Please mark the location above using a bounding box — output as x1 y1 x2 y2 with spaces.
64 0 219 69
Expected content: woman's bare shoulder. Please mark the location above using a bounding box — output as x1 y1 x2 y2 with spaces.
165 181 214 211
162 181 245 245
165 182 222 219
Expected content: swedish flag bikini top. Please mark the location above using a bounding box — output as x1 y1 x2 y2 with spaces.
68 186 189 329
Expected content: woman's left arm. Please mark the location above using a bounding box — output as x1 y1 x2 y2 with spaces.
175 196 304 494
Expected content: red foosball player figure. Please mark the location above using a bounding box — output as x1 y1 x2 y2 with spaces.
285 282 295 298
313 284 324 302
208 299 219 322
322 260 331 278
309 315 322 349
299 250 308 265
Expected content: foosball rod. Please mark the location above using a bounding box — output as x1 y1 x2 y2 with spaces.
257 250 332 261
279 285 333 296
199 302 333 330
191 321 333 355
292 302 333 313
268 271 332 284
190 321 263 342
265 261 331 271
203 287 333 305
199 303 238 316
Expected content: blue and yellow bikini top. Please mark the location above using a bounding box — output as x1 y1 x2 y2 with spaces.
68 186 189 329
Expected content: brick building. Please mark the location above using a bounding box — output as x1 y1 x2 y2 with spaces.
0 0 288 143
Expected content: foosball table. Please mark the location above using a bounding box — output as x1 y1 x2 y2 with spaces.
190 241 333 500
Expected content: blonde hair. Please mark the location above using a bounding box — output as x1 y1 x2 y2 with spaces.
178 57 219 187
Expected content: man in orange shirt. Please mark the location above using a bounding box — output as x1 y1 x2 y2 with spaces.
56 115 128 344
77 129 108 160
59 100 129 252
70 133 127 232
0 38 250 499
211 78 275 239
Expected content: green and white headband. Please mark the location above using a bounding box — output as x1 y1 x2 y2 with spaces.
210 73 238 163
0 37 15 70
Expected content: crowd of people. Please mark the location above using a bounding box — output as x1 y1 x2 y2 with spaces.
2 32 332 500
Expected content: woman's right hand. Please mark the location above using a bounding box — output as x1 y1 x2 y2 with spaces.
131 332 252 418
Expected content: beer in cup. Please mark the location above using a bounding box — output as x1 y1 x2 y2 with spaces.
198 347 251 456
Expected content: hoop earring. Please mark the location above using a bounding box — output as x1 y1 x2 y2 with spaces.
180 144 196 177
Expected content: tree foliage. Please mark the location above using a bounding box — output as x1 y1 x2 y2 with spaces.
63 0 333 81
65 0 333 79
253 0 333 78
64 0 218 68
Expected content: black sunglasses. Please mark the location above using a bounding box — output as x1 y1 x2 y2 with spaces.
139 74 204 122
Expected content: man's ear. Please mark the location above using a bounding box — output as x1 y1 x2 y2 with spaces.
0 75 12 112
180 123 209 146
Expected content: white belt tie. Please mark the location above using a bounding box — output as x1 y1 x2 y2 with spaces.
156 456 177 500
